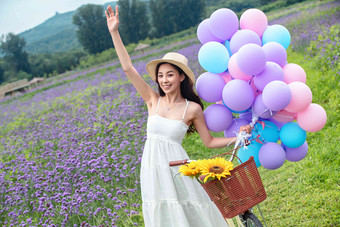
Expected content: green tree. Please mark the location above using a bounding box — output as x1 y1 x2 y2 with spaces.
150 0 205 38
149 0 173 37
29 50 86 78
175 0 205 31
0 33 31 74
118 0 150 44
0 65 4 84
73 4 112 54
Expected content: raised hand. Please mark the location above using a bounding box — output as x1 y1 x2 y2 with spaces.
105 5 119 34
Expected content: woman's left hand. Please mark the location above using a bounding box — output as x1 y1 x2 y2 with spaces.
106 5 119 34
239 125 252 134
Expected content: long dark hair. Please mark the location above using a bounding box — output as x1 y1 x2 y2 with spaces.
155 62 204 134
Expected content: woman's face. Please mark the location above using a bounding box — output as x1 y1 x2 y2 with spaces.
157 63 184 94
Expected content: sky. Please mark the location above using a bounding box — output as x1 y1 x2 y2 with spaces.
0 0 116 37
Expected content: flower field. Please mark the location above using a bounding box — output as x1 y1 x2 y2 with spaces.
1 0 339 226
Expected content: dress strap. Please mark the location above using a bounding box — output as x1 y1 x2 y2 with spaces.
181 99 189 121
156 96 161 115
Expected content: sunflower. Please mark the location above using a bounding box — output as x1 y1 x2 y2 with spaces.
179 160 203 178
200 157 234 183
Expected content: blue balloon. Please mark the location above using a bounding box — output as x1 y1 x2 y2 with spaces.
262 24 291 49
254 120 280 143
280 122 306 148
224 40 232 56
238 141 262 167
198 41 230 73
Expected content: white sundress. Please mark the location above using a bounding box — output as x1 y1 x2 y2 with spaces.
140 97 228 227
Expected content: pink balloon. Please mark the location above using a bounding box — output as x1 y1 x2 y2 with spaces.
240 9 268 37
272 109 296 123
228 53 252 81
197 19 224 44
269 118 285 129
283 63 306 84
297 103 327 132
209 8 238 41
285 82 312 113
217 71 232 83
250 78 262 97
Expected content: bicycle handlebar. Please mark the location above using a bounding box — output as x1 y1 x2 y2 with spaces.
169 132 251 167
169 159 189 167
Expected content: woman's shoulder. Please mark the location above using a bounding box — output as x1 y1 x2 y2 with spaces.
187 101 204 118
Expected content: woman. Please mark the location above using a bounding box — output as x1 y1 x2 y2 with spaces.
106 5 251 227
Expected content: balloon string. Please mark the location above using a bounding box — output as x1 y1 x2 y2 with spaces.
253 108 275 121
233 131 251 150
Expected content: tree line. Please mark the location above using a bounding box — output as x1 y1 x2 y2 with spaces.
0 0 305 85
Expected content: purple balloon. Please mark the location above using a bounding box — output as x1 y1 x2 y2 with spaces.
262 42 287 67
209 8 238 40
196 72 226 103
259 142 286 170
262 80 292 111
253 94 276 119
285 141 308 162
222 79 255 112
230 29 262 54
224 118 250 137
204 104 233 132
197 19 224 44
237 43 266 75
254 61 284 91
238 110 253 122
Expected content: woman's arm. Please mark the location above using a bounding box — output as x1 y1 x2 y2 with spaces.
191 103 251 149
106 5 157 105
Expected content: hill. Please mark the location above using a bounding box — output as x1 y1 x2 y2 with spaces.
19 11 80 54
18 1 119 54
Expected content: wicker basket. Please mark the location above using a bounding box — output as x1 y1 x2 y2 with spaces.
201 156 266 219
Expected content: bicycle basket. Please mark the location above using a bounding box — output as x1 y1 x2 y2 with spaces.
201 156 266 219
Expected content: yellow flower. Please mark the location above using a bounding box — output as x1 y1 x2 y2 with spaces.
200 157 234 183
179 160 203 177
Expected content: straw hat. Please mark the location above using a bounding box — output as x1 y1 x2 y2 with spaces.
146 52 195 84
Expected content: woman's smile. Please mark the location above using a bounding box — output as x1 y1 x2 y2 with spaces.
162 83 172 90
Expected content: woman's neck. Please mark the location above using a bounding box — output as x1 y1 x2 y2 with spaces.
162 92 184 104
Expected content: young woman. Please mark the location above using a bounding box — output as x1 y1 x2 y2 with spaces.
105 5 251 227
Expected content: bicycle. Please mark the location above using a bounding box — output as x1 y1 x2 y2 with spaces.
169 133 267 227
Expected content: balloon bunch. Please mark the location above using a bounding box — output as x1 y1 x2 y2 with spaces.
196 8 327 170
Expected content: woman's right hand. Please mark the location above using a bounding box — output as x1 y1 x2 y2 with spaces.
105 5 119 34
